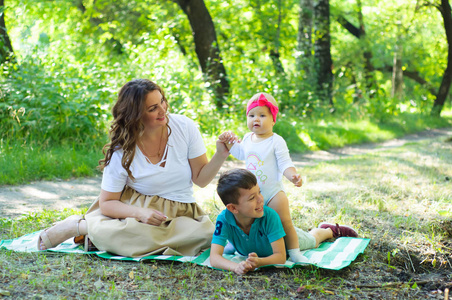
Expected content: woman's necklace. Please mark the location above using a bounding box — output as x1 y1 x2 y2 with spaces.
140 127 165 160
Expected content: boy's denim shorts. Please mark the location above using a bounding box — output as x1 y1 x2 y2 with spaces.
295 227 316 250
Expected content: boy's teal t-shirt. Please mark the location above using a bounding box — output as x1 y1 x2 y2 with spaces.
211 206 286 257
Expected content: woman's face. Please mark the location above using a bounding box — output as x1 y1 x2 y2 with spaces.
141 90 168 130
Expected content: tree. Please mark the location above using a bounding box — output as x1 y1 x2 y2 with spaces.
313 0 333 106
391 22 404 99
248 0 287 75
72 0 125 55
175 0 229 109
431 0 452 116
297 0 314 76
0 0 14 64
335 0 377 96
357 1 440 106
269 0 285 75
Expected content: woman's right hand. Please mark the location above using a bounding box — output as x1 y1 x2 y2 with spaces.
137 208 167 226
218 131 239 144
99 189 167 225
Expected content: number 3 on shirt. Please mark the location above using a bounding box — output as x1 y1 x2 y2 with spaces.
214 221 223 236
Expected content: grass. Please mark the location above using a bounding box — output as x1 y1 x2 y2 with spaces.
1 130 451 299
0 141 104 185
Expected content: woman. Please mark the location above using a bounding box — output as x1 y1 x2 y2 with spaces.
37 79 230 257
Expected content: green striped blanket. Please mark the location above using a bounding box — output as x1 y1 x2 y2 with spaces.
0 231 370 271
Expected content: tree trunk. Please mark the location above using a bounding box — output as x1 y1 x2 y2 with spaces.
252 0 285 75
313 0 333 106
336 1 377 96
391 43 404 99
269 0 285 74
432 0 452 116
0 0 14 64
270 49 285 74
297 0 313 76
378 65 437 95
175 0 229 109
357 0 377 96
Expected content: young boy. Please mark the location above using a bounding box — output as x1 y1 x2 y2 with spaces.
210 168 358 275
218 92 305 262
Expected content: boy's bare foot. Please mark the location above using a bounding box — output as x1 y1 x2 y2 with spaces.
37 215 84 250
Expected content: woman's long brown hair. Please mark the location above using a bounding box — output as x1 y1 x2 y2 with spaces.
98 79 170 180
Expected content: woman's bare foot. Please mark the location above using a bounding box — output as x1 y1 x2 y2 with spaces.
37 215 86 250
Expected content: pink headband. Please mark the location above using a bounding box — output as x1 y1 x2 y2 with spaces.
246 94 279 122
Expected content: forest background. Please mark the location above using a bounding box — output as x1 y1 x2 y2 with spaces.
1 0 452 184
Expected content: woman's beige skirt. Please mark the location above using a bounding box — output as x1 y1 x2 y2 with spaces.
84 186 214 257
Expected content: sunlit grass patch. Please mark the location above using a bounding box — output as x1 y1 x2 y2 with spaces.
0 141 103 185
291 112 452 152
284 135 452 264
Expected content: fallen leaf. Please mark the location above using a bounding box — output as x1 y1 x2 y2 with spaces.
94 279 103 289
297 286 305 293
129 270 134 280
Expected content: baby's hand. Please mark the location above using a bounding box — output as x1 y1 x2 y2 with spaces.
218 131 239 144
234 261 254 275
218 131 240 151
291 174 303 187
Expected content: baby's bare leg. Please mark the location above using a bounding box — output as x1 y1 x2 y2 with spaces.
267 191 299 250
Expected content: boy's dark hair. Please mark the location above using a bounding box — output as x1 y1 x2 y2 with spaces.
217 169 257 205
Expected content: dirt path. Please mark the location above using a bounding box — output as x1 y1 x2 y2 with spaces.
2 127 451 218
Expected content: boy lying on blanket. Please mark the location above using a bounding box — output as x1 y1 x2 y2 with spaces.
210 168 358 275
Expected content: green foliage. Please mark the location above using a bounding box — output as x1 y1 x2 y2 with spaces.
274 119 308 153
0 57 110 145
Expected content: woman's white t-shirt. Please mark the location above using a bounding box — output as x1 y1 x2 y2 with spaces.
101 114 206 203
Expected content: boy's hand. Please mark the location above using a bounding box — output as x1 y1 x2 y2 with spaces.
245 252 260 269
234 261 254 275
290 174 303 187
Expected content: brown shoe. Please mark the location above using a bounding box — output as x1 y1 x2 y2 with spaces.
319 222 358 238
84 236 99 252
